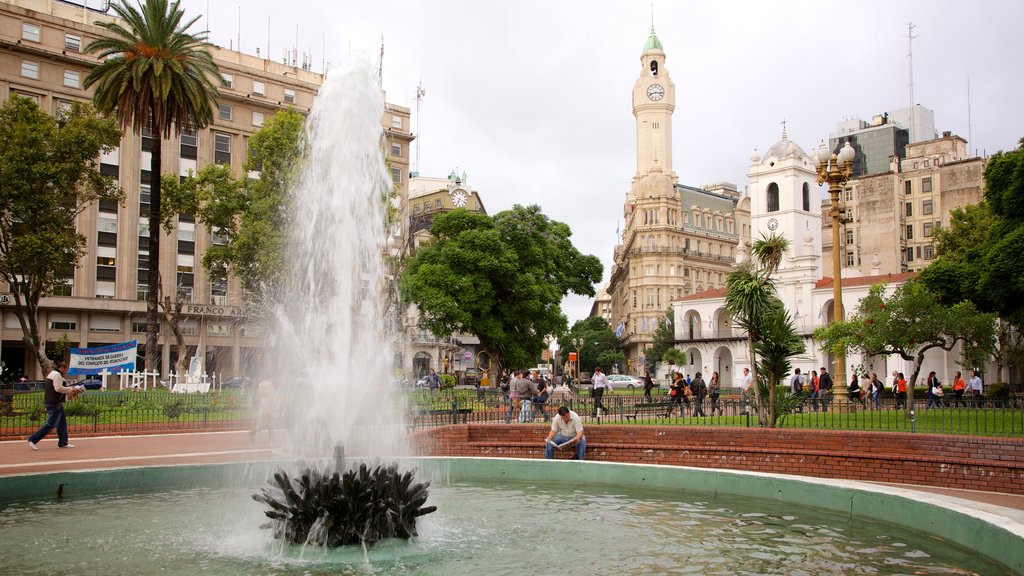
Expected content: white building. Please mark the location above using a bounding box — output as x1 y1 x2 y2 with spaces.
670 132 970 389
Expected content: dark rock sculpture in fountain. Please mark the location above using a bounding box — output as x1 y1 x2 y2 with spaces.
253 446 437 547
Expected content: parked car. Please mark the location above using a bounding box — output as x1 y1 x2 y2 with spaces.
78 378 103 390
415 376 431 388
606 374 644 390
13 379 47 392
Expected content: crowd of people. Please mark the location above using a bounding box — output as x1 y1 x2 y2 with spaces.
782 367 988 410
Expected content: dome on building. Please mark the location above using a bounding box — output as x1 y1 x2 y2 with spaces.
644 27 663 51
762 132 808 163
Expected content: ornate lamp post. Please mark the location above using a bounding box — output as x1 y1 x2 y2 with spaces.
814 141 856 398
571 337 585 386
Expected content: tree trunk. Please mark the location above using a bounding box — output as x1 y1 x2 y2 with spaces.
748 334 767 427
906 356 924 420
11 291 52 376
145 126 162 373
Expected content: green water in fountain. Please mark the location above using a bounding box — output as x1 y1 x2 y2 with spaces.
0 477 1005 575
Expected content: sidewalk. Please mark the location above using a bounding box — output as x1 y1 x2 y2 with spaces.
3 430 1024 518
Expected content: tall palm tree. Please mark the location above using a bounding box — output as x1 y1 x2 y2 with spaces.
84 0 220 371
725 233 790 427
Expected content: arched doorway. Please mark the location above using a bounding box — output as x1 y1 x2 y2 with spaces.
413 352 431 380
684 347 703 377
712 346 733 384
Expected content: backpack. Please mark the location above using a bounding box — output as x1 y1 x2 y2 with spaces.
791 374 803 393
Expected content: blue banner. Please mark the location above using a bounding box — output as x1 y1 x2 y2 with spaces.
68 340 138 375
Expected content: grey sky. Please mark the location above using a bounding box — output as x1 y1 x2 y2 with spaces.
181 0 1024 324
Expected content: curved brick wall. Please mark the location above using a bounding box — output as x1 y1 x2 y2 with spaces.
412 424 1024 495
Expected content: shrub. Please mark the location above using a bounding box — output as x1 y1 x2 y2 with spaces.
986 382 1010 402
162 397 189 420
63 400 102 418
439 374 456 390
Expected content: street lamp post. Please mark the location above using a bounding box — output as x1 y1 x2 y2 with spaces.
571 337 585 387
814 141 856 399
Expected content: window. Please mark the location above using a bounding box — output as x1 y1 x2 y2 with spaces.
922 200 933 215
22 22 40 42
13 91 40 104
132 321 146 333
211 227 227 245
219 104 232 120
922 177 933 193
802 182 811 211
208 323 232 337
252 110 264 126
52 279 72 296
923 222 933 237
924 245 935 260
906 247 915 262
221 74 233 88
923 160 930 168
21 60 39 79
252 80 265 96
178 221 195 242
49 319 77 331
214 132 231 164
136 284 148 301
846 230 854 245
177 286 194 304
139 184 151 206
905 180 912 195
905 202 913 217
434 199 442 209
391 143 401 157
845 189 854 202
283 88 295 103
180 129 197 159
846 252 855 266
95 280 115 299
65 33 81 52
766 182 779 212
63 70 80 88
906 224 914 239
391 115 402 129
179 320 198 335
210 275 228 305
632 290 637 308
391 167 401 183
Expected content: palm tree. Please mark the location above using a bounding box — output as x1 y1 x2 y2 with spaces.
84 0 220 371
725 233 791 427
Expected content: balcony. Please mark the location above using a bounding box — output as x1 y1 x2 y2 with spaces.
626 245 735 264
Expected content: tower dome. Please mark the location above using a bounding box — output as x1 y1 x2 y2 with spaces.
644 26 663 51
762 133 808 163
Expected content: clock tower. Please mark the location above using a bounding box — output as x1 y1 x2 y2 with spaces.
632 27 676 180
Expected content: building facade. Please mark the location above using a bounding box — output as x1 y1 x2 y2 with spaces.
0 0 412 379
606 27 748 373
821 132 985 277
397 173 487 383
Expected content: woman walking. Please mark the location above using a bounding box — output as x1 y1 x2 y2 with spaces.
708 371 722 415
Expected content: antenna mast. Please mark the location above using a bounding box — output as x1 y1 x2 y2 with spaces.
967 77 973 155
378 34 384 89
415 79 425 175
906 22 918 140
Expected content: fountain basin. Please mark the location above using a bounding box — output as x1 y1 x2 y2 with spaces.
1 457 1021 574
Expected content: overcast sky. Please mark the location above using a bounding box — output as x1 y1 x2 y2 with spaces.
179 0 1024 325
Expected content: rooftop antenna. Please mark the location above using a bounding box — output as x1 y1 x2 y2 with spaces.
967 77 973 156
236 5 240 54
266 16 270 61
906 22 918 141
414 79 426 175
378 34 384 89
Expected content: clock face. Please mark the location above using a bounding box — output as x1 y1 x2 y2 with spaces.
452 191 468 207
646 84 665 101
767 218 779 231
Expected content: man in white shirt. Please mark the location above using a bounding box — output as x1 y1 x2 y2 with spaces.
590 366 612 417
741 367 753 415
969 370 984 408
544 406 586 460
27 361 84 449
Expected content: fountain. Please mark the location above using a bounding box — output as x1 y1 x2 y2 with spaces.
0 60 1022 574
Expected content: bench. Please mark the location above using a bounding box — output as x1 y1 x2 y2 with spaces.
410 407 473 427
624 401 675 420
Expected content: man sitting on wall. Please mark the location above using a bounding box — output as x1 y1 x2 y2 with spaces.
544 406 586 460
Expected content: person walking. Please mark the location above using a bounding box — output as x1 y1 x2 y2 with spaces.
895 372 908 409
847 375 863 408
590 366 612 417
666 372 686 418
817 367 832 411
514 370 539 423
708 371 722 415
28 361 84 450
808 370 820 412
968 370 984 408
925 371 942 409
870 372 884 409
690 372 707 417
425 369 441 395
642 372 655 401
952 370 967 407
740 367 753 416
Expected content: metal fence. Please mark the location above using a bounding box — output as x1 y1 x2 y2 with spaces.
405 389 1024 437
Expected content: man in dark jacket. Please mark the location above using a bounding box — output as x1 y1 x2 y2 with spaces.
27 361 84 449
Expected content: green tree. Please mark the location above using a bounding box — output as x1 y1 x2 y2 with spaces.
84 0 221 371
556 317 625 376
162 109 304 299
0 96 122 373
725 233 795 427
814 280 996 417
644 309 674 373
401 204 602 373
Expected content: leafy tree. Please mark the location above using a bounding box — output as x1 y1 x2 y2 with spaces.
401 204 602 373
556 317 625 375
0 96 121 374
814 280 996 417
84 0 221 371
725 233 797 427
162 109 305 299
645 309 674 372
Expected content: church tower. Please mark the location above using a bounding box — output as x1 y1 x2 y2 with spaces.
632 27 677 181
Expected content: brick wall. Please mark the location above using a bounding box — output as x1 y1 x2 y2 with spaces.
411 424 1024 495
